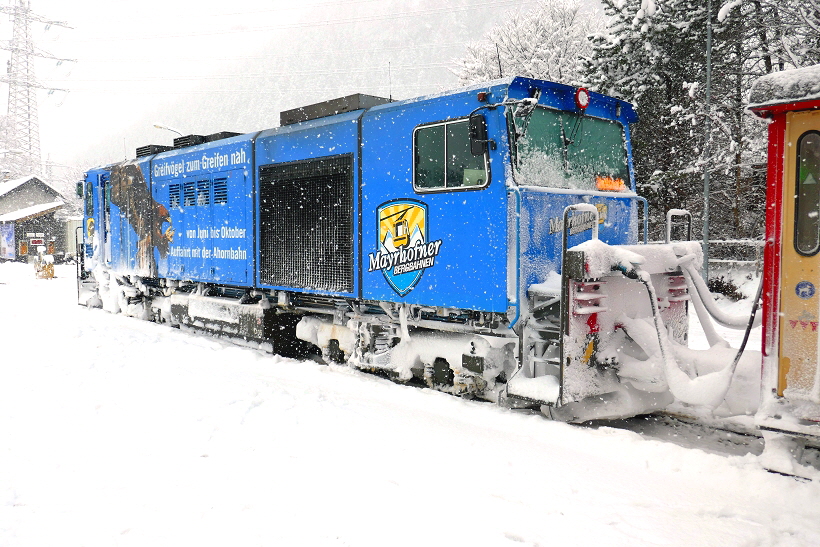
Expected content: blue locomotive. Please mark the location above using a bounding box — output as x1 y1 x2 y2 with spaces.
79 76 690 415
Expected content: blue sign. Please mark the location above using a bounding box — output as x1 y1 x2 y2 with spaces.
796 281 815 299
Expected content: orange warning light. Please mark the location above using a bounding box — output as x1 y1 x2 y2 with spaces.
595 175 626 192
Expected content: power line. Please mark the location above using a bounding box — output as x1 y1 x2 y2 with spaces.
62 41 469 64
46 62 455 84
38 0 537 44
44 84 447 96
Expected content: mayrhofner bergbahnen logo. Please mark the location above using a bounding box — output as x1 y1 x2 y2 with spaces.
368 199 443 296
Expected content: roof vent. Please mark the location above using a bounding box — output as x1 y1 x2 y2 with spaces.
280 93 391 126
173 134 206 149
136 144 173 158
204 131 241 143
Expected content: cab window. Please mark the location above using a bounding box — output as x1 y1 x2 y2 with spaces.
795 131 820 256
414 119 488 191
85 181 94 216
512 106 628 190
104 179 111 210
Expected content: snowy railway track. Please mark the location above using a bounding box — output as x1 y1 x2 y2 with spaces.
156 311 820 467
3 264 820 546
80 277 817 466
590 414 765 458
589 413 820 473
0 263 812 468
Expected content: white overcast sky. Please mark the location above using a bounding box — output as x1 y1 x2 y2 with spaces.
2 0 602 174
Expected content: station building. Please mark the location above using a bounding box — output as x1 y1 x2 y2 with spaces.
0 175 80 262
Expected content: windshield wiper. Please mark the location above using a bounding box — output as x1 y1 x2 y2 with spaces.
559 112 584 173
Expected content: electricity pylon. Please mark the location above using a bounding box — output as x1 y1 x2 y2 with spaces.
0 1 71 178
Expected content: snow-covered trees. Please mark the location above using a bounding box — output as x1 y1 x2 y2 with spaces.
759 0 820 67
586 0 820 240
457 0 820 241
585 1 708 234
454 0 601 87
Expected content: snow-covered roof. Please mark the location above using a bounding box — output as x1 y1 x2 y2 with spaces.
0 174 41 198
0 174 65 200
0 200 65 222
748 64 820 109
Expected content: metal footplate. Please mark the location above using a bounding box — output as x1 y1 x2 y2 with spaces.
505 288 562 406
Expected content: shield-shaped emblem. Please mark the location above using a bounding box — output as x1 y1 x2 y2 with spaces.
376 199 428 296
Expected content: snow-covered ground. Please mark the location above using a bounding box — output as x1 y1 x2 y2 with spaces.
1 262 819 546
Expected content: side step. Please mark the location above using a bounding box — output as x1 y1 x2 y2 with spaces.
506 375 560 405
506 288 562 406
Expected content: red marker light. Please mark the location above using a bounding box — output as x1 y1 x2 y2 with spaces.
575 87 590 110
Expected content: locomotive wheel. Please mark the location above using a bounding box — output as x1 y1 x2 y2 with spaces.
428 357 454 389
327 339 345 364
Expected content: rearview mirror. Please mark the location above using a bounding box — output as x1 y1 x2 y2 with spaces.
76 181 83 198
469 114 489 156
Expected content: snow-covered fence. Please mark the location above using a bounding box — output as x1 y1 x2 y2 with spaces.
649 239 764 273
706 240 765 273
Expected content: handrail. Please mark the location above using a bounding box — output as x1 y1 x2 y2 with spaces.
636 196 649 244
75 226 83 304
665 209 692 243
559 203 600 405
507 186 522 330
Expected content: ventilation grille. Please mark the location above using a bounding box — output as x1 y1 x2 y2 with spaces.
183 181 196 206
214 178 228 204
169 184 181 208
205 131 241 143
173 134 206 149
196 180 210 206
280 94 391 126
259 155 354 293
136 144 172 158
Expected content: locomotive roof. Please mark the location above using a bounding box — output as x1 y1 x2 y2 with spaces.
122 76 637 167
365 76 638 124
748 64 820 111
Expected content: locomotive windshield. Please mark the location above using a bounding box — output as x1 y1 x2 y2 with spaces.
511 106 629 191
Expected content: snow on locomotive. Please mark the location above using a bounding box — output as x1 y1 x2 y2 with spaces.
78 77 710 421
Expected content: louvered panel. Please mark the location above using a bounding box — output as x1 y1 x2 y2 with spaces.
196 180 210 206
258 155 354 293
169 184 181 208
183 181 196 206
213 178 228 204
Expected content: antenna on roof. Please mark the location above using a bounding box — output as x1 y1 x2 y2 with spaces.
389 61 392 101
